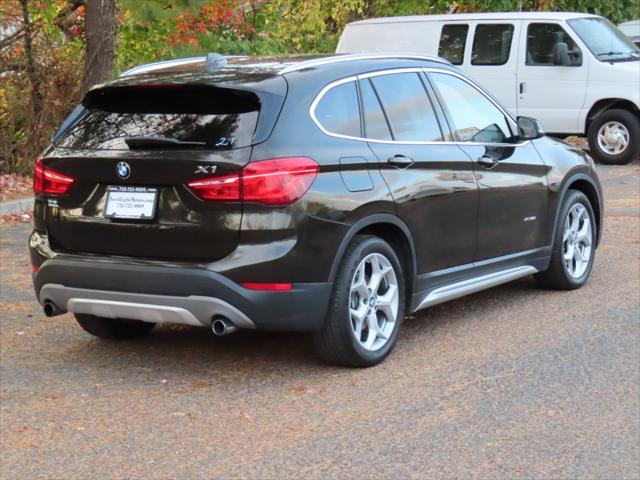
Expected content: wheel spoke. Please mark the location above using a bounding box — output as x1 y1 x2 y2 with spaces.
564 243 574 261
377 285 398 320
351 264 368 299
562 217 572 241
576 221 591 244
352 314 363 341
363 312 379 349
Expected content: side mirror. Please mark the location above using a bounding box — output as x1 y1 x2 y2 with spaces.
517 116 544 140
553 42 582 66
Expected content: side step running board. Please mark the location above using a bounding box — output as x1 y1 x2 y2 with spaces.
415 266 538 312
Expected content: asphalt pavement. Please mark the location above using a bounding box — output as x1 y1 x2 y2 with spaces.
1 161 639 479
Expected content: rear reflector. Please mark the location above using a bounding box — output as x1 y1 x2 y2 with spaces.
33 159 74 195
241 282 293 291
187 157 318 206
31 265 40 273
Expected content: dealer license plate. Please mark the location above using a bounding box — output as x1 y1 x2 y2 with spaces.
104 186 158 219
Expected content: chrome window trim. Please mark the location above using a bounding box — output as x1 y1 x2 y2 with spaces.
279 53 452 75
309 67 529 148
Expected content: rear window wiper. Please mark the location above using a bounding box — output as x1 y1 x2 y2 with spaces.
124 136 207 149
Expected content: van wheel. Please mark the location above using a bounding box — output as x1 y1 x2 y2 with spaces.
587 109 640 165
313 235 406 367
535 190 596 290
75 314 155 340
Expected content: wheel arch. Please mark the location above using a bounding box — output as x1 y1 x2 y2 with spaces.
552 173 603 248
584 98 640 134
329 214 417 308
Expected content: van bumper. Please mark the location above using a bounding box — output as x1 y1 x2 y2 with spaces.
34 258 331 331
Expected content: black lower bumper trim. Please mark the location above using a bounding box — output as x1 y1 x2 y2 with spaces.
34 258 332 331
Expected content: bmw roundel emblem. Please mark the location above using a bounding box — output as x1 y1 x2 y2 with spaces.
116 161 131 179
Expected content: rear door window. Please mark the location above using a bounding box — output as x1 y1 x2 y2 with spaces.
369 72 443 142
438 24 469 65
471 24 515 65
54 85 260 150
314 81 361 137
526 23 579 65
359 79 392 141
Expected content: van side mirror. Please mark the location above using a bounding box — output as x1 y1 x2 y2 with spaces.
517 116 544 140
553 42 582 66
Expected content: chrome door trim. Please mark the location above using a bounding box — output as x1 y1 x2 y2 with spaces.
308 67 527 148
414 265 538 311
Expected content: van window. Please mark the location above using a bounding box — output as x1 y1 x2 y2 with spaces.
527 23 578 65
370 73 443 142
438 24 469 65
315 81 361 137
471 24 515 65
359 79 392 141
430 73 512 143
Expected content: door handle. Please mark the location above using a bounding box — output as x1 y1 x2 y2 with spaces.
477 155 499 168
519 82 525 95
388 155 415 168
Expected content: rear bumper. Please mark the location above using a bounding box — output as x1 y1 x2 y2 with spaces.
34 258 332 331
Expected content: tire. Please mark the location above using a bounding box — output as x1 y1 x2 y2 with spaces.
535 190 596 290
587 109 640 165
313 235 406 367
75 314 155 340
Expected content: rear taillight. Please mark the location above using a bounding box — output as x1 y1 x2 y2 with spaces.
186 157 319 206
186 173 241 201
33 159 74 195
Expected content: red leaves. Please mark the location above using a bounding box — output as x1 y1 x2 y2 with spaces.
168 0 251 48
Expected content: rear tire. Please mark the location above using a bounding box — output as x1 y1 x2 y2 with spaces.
313 235 406 367
535 190 596 290
74 314 155 340
587 109 640 165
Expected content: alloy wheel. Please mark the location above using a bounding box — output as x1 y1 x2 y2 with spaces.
562 203 593 278
349 253 399 351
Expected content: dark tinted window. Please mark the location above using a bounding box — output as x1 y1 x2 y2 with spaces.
55 85 260 150
315 81 361 137
370 73 442 142
472 24 515 65
438 24 469 65
360 79 392 140
526 23 578 65
430 73 512 143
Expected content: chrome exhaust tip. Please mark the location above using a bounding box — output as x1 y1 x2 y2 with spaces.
43 300 62 317
211 317 238 336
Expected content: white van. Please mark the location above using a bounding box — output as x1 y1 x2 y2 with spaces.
338 12 640 164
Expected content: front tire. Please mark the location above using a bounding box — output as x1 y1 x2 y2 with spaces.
587 109 640 165
75 314 155 340
313 235 406 367
535 190 596 290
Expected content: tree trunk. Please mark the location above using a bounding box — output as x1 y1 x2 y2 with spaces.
19 0 42 119
82 0 117 95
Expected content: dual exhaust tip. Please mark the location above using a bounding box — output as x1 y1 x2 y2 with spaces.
43 301 238 336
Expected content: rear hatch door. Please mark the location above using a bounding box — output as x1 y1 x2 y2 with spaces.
43 82 282 262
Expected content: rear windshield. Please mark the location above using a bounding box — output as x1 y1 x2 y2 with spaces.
54 85 260 150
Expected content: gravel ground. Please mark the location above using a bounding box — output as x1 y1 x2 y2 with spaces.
1 161 639 479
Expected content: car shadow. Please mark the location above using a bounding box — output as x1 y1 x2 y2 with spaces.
56 277 544 383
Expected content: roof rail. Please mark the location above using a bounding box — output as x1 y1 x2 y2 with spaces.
279 53 452 74
120 56 205 77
